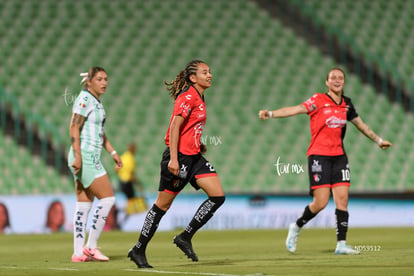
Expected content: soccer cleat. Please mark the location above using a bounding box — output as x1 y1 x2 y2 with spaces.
71 254 92 262
173 234 199 261
127 247 153 268
335 242 360 255
286 223 301 253
83 246 109 261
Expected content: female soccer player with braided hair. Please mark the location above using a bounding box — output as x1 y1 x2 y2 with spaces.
128 60 225 268
259 67 392 255
68 66 122 262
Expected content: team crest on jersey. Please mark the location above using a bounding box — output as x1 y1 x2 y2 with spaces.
305 98 317 112
78 96 89 108
313 174 321 182
173 179 180 188
180 103 191 116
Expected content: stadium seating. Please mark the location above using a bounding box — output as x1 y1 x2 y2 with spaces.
293 0 414 94
0 0 412 195
0 131 72 194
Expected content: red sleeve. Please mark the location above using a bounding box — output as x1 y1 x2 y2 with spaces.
173 93 193 119
302 93 319 114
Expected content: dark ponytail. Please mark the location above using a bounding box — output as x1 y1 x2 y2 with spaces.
164 60 205 100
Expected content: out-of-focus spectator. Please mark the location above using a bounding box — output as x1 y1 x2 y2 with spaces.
0 202 12 234
44 200 66 233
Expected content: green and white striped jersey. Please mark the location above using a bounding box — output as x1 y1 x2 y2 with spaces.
72 90 106 153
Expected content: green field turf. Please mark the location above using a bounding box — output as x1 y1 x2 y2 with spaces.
0 228 413 276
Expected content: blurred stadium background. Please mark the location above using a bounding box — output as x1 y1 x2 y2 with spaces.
1 0 413 196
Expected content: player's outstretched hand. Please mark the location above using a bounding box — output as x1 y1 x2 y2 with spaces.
258 110 271 120
379 139 392 150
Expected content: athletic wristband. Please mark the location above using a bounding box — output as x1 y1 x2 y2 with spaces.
268 111 273 118
377 138 383 146
110 150 117 156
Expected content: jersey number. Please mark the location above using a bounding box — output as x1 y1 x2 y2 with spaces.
341 169 350 181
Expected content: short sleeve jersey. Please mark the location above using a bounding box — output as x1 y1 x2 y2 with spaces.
165 85 206 155
302 93 358 157
72 90 106 153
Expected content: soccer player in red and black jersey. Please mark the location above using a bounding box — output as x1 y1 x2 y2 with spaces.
259 67 392 255
128 60 225 268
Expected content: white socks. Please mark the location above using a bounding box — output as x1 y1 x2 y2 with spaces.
73 202 92 256
86 196 116 249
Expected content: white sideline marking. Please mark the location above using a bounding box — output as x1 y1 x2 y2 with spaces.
123 269 273 276
0 266 19 269
124 269 241 276
48 267 80 271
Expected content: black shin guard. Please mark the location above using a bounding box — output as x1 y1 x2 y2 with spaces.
181 196 225 240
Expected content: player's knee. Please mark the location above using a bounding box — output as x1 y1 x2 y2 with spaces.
310 200 328 213
209 196 225 210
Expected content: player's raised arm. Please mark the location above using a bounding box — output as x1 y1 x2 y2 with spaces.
258 104 308 120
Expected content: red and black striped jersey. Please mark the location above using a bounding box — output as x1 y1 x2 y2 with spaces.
302 93 358 157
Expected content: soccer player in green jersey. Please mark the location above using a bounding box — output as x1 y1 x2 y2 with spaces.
68 67 122 262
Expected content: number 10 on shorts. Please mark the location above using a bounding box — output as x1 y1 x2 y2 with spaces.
341 169 350 181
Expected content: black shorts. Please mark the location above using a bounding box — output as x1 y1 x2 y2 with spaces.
159 148 218 194
308 154 350 194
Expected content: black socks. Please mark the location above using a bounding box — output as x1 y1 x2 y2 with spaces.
296 205 317 228
181 196 225 240
335 208 349 241
135 204 166 253
294 206 349 242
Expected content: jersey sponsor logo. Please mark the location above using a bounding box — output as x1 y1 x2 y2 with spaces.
311 160 322 172
199 104 204 111
185 95 192 100
193 122 204 147
325 116 347 128
178 164 188 179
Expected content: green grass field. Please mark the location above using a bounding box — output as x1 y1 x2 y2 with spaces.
0 228 413 276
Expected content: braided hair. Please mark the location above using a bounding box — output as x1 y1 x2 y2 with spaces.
164 60 205 100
